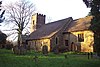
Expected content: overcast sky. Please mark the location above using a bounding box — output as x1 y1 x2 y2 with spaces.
2 0 90 22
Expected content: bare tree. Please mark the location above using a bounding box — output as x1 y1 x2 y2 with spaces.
0 1 5 23
5 0 35 48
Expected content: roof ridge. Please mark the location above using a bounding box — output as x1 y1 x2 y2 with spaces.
45 17 72 25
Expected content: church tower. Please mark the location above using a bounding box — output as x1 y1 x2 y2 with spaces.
30 13 46 33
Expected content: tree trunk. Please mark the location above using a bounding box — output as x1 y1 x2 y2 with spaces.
94 34 100 57
18 32 22 48
14 32 27 55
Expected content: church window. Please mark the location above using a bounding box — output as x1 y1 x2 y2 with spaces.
78 33 84 42
55 37 58 45
65 40 68 46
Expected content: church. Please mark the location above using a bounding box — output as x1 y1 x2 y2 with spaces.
27 13 94 52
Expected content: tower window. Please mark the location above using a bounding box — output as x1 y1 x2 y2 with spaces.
33 20 34 25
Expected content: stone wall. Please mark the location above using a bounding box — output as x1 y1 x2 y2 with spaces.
28 39 50 51
64 30 94 52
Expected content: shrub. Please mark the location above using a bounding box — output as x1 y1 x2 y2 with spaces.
54 48 59 54
12 45 27 55
53 45 67 54
5 44 13 50
53 45 59 54
58 45 67 53
0 44 4 48
12 45 20 55
26 45 30 50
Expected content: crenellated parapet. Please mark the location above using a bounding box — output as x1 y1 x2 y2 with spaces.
30 13 46 33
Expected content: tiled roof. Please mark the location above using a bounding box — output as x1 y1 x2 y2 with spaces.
68 16 93 32
28 17 73 40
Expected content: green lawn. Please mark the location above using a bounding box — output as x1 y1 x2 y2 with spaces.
0 49 100 67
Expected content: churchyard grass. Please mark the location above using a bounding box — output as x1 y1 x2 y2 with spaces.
0 49 100 67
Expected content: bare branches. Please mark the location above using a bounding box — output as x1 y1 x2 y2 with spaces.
5 0 35 28
3 28 18 31
4 0 35 45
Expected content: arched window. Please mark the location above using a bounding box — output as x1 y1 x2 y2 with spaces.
55 37 58 45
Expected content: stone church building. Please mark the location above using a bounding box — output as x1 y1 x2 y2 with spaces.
27 13 94 52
